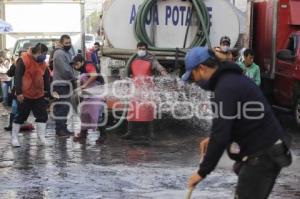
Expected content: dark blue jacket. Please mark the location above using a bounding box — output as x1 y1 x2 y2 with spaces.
198 62 286 178
91 51 100 66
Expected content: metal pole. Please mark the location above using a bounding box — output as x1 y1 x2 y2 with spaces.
0 1 6 49
270 0 279 79
80 0 86 57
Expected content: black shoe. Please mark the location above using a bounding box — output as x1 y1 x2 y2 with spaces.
96 126 107 144
96 136 106 144
121 122 134 140
4 113 14 131
121 132 134 140
66 130 75 135
4 126 12 131
148 122 155 140
56 130 70 138
73 130 88 143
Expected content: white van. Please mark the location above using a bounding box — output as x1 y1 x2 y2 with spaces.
85 34 96 50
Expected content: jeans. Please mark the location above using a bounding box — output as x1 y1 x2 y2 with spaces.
12 98 18 115
235 153 281 199
53 86 72 132
1 81 11 106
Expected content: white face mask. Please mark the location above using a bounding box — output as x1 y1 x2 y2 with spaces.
221 46 230 52
137 50 147 57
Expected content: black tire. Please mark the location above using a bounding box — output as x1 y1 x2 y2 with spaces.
294 97 300 129
105 109 127 134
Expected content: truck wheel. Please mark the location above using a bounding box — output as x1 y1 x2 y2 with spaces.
295 97 300 128
105 109 127 134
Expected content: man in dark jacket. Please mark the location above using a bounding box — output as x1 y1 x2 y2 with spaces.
183 47 292 199
4 49 27 131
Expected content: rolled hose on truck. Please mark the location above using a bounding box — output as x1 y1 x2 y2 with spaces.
126 0 212 71
106 0 212 132
134 0 211 52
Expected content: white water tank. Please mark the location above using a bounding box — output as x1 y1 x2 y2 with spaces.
103 0 242 49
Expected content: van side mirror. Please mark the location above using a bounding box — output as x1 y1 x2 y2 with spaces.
277 49 296 62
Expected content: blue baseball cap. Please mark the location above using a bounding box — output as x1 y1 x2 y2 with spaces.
181 47 212 82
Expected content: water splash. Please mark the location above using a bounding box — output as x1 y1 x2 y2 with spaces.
83 75 212 133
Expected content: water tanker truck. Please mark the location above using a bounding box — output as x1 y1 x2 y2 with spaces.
101 0 244 60
99 0 245 131
246 0 300 128
99 0 300 130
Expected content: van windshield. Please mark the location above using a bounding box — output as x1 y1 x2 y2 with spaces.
14 39 58 55
85 35 94 42
13 39 75 57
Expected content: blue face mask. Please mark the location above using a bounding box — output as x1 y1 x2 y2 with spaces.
36 54 47 63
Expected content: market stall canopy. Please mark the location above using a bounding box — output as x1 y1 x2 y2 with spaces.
0 19 13 33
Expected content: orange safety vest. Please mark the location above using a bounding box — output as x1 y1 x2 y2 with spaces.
131 59 152 77
127 59 155 122
86 50 93 62
21 52 47 99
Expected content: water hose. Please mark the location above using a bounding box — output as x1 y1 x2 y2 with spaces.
134 0 212 52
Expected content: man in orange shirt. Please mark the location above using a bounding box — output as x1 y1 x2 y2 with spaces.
11 43 51 147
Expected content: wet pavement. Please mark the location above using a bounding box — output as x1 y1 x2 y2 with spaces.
0 111 299 199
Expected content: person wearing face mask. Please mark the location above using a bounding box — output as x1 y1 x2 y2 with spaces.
70 54 106 144
182 47 292 199
121 42 167 140
4 49 35 132
86 42 101 69
11 43 51 147
238 48 261 86
213 36 234 62
52 34 76 137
